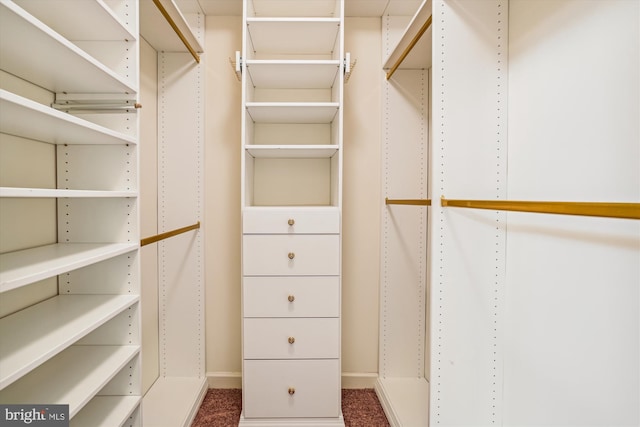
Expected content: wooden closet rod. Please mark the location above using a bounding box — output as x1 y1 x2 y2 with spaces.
152 0 201 64
441 198 640 220
386 15 432 80
141 221 201 246
385 198 431 206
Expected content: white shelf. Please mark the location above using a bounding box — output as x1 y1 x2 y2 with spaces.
71 396 140 427
246 102 339 123
139 0 203 54
246 145 339 158
0 187 137 198
0 90 136 146
0 294 139 389
249 0 340 17
142 377 208 427
246 18 341 55
0 345 140 418
375 377 429 427
246 60 341 89
0 0 136 94
0 243 138 293
13 0 136 42
383 0 432 71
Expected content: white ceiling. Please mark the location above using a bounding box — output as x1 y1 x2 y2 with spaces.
179 0 423 17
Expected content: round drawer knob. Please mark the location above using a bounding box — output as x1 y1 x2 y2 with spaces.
288 295 295 302
288 387 295 395
288 336 295 344
288 252 295 260
288 219 295 226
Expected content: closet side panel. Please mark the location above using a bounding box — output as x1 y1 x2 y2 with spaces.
380 69 429 379
158 51 204 378
139 36 159 394
504 1 640 425
430 0 508 424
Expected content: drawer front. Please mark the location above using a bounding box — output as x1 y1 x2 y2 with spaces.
243 235 339 276
243 276 339 318
243 359 340 418
243 208 339 234
244 318 339 359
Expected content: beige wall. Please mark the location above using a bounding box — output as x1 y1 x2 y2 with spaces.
203 16 383 387
204 16 243 383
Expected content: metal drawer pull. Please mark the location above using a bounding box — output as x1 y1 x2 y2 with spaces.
288 219 295 226
288 387 295 395
288 252 295 259
288 336 296 344
288 295 295 302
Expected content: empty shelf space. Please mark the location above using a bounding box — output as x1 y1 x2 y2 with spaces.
246 102 339 123
248 0 340 18
142 376 208 427
246 60 341 89
246 18 340 56
0 187 137 198
383 0 433 71
0 0 136 94
0 242 138 293
376 377 429 427
0 90 136 146
139 0 203 54
0 294 139 389
246 145 338 158
0 345 139 418
71 395 140 427
13 0 136 41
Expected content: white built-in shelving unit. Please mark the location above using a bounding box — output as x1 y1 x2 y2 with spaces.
240 0 345 425
0 0 141 425
138 1 206 426
380 0 639 426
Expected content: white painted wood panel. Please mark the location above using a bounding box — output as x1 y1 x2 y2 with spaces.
244 318 340 359
243 276 339 317
243 234 340 276
243 208 339 234
243 359 341 418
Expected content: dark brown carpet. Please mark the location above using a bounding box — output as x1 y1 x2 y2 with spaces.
192 388 390 427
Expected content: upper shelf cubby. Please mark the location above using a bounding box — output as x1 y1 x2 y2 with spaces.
246 18 341 60
247 0 341 18
383 0 432 72
0 0 137 94
245 60 341 89
139 0 203 56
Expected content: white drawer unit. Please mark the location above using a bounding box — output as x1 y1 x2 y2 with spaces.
243 234 339 276
243 208 340 234
240 0 344 424
244 318 340 360
243 359 341 419
243 276 339 318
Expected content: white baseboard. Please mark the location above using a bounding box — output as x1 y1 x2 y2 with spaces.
206 372 378 390
206 371 242 388
341 372 378 388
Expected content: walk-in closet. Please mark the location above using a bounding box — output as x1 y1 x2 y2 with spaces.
1 0 638 426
